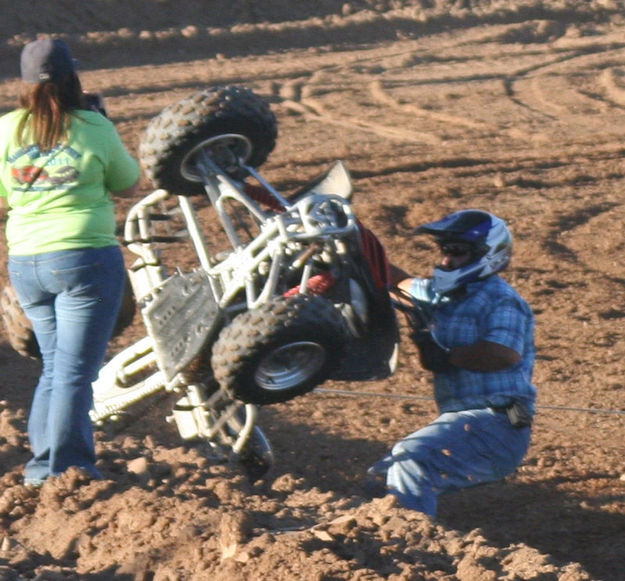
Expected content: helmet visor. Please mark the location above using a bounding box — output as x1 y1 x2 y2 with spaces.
437 240 475 257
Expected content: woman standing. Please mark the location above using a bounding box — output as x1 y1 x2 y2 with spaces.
0 39 140 485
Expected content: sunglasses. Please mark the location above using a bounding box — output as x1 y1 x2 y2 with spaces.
438 242 474 256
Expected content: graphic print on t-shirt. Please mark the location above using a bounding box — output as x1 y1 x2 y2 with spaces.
9 143 81 192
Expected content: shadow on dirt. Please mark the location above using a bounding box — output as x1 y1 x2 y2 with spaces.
1 4 617 81
439 478 625 581
4 560 126 581
0 343 40 407
253 402 625 581
4 374 621 580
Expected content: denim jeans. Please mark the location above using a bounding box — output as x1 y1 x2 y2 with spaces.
369 408 531 516
8 246 125 484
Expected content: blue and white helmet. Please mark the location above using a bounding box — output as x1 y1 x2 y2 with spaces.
415 209 513 295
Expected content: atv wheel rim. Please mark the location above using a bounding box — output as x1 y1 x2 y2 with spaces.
180 133 253 182
254 341 326 391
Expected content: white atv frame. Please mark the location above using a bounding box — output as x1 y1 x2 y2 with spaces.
4 86 399 481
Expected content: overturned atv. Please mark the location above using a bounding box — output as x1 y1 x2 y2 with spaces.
1 86 399 480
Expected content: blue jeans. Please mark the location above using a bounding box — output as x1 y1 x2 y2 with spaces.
8 246 125 484
369 408 531 516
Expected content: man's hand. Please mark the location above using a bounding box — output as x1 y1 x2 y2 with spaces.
412 330 451 372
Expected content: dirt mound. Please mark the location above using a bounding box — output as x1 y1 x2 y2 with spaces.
2 1 625 579
0 432 592 580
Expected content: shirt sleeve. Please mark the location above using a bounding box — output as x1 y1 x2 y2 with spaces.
0 119 9 198
482 297 528 354
102 123 140 193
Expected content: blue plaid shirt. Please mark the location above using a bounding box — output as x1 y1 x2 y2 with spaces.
410 275 536 413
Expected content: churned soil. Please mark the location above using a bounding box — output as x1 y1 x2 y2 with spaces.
1 1 625 579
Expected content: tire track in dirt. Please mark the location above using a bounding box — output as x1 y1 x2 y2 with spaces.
277 74 444 145
368 77 542 143
503 39 625 129
600 67 625 107
280 96 443 145
527 49 625 115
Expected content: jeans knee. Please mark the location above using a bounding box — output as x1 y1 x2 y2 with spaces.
386 461 437 516
391 439 411 457
391 437 430 463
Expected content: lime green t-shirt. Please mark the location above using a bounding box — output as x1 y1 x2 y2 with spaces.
0 109 140 255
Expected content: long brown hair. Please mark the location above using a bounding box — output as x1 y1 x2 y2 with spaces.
17 72 83 151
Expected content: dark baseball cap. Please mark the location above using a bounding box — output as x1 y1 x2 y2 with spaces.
20 39 76 83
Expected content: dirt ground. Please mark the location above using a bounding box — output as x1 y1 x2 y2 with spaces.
1 1 625 579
